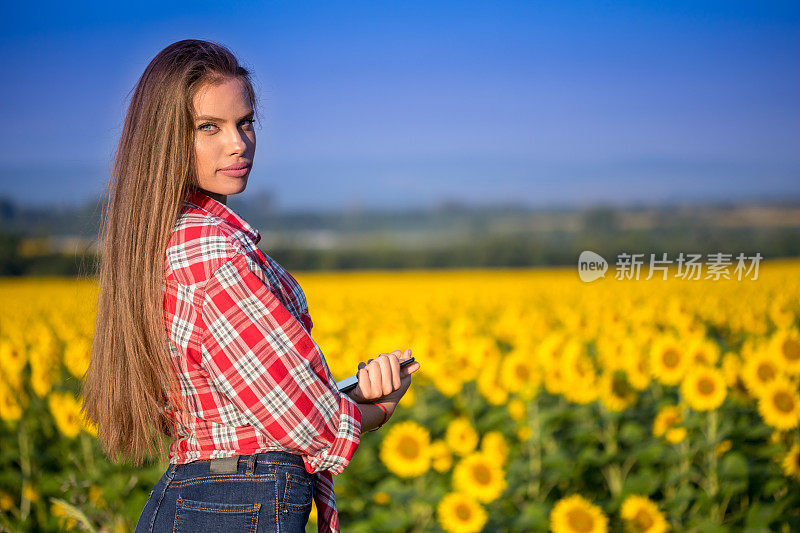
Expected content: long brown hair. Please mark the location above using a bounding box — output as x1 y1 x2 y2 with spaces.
81 39 258 466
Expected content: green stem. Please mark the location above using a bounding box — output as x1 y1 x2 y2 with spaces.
18 421 31 522
80 432 97 477
678 438 690 496
600 407 622 497
527 396 542 501
706 409 719 520
411 476 433 530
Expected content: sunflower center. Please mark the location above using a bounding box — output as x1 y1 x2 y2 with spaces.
662 348 680 369
782 339 800 362
398 436 420 459
455 502 472 521
693 351 709 365
515 363 530 381
698 377 716 396
566 508 595 532
773 391 796 413
633 509 655 529
612 374 632 397
472 464 491 485
757 363 775 382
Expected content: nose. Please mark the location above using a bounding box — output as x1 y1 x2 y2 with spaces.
226 126 249 155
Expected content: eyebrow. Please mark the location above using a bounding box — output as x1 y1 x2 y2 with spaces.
194 110 255 122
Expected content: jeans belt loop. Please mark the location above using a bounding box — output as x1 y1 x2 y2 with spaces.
246 453 257 474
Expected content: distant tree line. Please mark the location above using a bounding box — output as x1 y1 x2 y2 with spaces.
1 224 798 277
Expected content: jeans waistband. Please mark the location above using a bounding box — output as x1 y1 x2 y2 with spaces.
176 451 307 476
200 451 305 466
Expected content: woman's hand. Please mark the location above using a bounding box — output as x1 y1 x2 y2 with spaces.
345 349 421 415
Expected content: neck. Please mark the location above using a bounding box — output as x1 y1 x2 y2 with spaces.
201 189 227 205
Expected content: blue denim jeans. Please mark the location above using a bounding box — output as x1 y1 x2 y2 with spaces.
134 451 315 533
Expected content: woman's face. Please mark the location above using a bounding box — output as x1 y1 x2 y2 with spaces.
192 76 256 204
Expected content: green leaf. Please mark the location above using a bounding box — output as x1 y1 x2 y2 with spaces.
719 452 748 479
744 502 777 530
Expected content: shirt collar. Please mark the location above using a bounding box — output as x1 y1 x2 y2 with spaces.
184 188 261 245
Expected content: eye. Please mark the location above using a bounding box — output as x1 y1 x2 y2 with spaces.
240 118 256 128
198 122 217 132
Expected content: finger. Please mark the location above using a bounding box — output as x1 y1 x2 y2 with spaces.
390 353 401 389
388 353 401 392
400 361 421 377
356 367 371 400
368 359 383 397
399 348 413 361
377 354 395 395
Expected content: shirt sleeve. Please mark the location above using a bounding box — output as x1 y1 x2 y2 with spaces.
198 250 362 475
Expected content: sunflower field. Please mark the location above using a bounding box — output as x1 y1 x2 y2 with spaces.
1 259 800 532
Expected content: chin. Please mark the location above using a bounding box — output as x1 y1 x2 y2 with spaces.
222 178 249 196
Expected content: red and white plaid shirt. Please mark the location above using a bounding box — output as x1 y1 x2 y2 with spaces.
161 187 362 533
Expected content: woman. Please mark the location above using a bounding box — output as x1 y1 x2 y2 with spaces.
80 39 420 533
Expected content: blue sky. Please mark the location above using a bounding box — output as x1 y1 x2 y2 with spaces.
1 1 798 210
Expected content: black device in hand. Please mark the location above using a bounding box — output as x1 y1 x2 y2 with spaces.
336 357 416 394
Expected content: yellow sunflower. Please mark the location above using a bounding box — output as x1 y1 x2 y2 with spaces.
63 336 91 379
433 372 464 398
650 336 688 386
715 440 732 457
541 335 568 395
544 363 567 396
452 451 507 503
500 352 541 399
770 329 800 376
430 439 453 473
550 494 608 533
769 297 796 329
757 379 800 431
0 339 27 389
0 382 23 422
507 398 527 421
742 351 782 397
652 405 683 438
437 492 487 533
782 443 800 480
445 416 479 456
620 495 669 533
561 341 599 405
599 371 638 412
379 420 432 478
721 352 742 388
664 427 687 444
685 338 720 367
48 392 82 439
477 360 509 406
625 352 652 391
0 492 13 512
680 366 726 412
480 430 510 466
29 351 57 399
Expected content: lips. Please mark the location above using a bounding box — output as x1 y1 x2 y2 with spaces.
219 162 250 171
